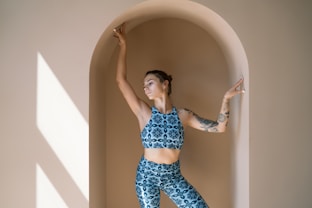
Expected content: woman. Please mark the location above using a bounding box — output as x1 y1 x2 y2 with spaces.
113 23 244 208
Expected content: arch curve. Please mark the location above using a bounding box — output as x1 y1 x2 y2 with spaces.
90 1 249 208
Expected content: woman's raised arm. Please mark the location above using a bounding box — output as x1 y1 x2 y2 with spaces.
113 23 148 117
181 78 245 132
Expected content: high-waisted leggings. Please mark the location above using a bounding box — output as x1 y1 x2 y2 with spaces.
135 156 209 208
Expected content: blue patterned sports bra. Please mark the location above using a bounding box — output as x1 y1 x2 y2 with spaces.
140 106 184 149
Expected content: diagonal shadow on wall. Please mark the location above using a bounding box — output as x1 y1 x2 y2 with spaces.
35 52 89 208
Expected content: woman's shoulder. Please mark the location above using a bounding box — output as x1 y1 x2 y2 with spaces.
176 107 193 119
175 107 193 126
176 107 192 114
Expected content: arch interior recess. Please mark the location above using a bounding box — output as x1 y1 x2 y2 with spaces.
90 1 249 208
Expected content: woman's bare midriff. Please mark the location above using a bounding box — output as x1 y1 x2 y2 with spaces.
144 148 181 164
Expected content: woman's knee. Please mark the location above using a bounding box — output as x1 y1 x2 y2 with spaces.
136 183 161 208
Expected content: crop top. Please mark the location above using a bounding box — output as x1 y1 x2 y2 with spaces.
140 106 184 149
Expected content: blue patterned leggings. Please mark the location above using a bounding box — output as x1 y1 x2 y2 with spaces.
135 156 209 208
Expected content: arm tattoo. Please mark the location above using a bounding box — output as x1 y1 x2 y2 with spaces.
217 111 229 123
225 111 230 117
218 113 226 122
185 108 229 132
190 110 218 132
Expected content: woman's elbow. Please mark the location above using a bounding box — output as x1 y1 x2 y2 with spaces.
218 128 226 133
216 124 227 133
116 76 125 85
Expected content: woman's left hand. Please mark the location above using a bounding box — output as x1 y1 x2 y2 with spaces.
224 78 245 100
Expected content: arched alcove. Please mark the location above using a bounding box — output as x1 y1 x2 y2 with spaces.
90 1 249 208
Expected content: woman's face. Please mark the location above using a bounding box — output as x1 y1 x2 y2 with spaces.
143 74 166 100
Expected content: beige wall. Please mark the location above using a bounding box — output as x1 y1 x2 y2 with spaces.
1 0 311 208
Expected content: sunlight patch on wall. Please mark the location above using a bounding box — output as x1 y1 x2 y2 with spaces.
36 164 68 208
36 52 89 204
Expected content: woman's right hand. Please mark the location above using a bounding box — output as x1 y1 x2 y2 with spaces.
113 23 126 46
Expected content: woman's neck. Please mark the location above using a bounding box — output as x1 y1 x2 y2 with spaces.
153 97 172 114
